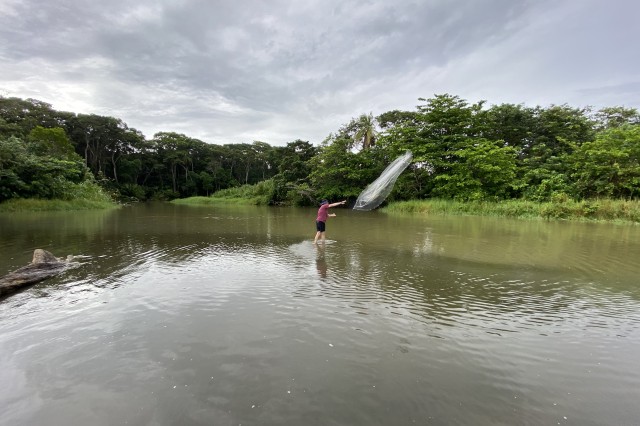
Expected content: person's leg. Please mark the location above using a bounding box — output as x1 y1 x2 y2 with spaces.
314 221 326 244
320 231 326 243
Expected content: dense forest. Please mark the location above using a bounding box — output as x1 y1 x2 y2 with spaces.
1 94 639 207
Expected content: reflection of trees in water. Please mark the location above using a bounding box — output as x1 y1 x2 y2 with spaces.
0 204 277 291
0 209 117 272
3 204 640 327
309 240 640 334
334 213 640 278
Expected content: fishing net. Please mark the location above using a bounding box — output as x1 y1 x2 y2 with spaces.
353 151 412 211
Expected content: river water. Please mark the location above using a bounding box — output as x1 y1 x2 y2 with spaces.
1 203 639 425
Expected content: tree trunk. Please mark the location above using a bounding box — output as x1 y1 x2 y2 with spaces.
171 164 177 192
0 250 71 297
111 151 120 184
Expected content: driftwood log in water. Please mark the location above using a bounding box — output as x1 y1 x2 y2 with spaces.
0 249 71 297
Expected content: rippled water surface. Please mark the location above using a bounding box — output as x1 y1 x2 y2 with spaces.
1 203 640 425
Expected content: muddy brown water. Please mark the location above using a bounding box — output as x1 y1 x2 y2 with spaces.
1 203 639 425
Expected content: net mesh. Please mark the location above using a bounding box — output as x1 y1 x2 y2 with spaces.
353 151 412 211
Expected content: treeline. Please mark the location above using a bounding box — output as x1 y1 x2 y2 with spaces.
0 96 317 203
1 94 639 207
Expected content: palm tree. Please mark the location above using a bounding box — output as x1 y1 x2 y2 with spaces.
353 113 377 150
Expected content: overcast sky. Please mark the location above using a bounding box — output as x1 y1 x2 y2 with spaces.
1 0 638 146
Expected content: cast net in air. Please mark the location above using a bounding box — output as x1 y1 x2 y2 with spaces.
353 151 412 211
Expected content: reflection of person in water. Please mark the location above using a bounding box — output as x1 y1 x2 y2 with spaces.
316 245 327 278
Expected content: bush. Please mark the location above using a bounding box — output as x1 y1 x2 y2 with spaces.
117 183 147 202
384 198 640 223
211 179 276 205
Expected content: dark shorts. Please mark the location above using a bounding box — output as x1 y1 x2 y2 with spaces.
316 220 326 232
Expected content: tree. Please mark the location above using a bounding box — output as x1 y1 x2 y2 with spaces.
0 135 88 201
0 97 63 136
377 110 421 130
570 125 640 198
251 141 276 181
0 136 30 201
153 132 200 195
198 171 215 196
270 140 317 205
592 106 640 130
483 103 536 151
27 126 78 160
518 104 595 200
65 114 143 181
353 113 377 150
409 94 487 198
276 140 316 181
431 139 519 200
308 133 381 201
0 116 21 137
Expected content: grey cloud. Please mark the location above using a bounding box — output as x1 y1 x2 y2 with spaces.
1 0 638 145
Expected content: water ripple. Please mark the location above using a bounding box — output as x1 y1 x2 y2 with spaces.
2 209 640 425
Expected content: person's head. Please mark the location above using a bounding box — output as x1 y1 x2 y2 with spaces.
320 199 329 205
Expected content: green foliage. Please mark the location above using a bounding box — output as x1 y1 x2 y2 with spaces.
411 94 485 168
431 139 519 201
268 140 317 205
61 178 114 203
514 105 595 199
352 113 377 150
0 197 116 212
171 196 231 206
308 134 384 201
65 114 145 185
3 94 640 214
210 179 276 205
0 97 63 137
117 183 148 202
569 125 640 198
28 126 78 160
384 198 640 223
592 106 640 130
0 116 22 137
285 182 315 206
483 103 536 150
521 169 573 202
0 135 113 206
197 171 215 196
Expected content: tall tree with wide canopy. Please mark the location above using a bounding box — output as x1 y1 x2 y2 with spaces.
308 132 381 201
517 104 595 200
592 106 640 130
65 114 144 182
152 132 203 195
570 125 640 199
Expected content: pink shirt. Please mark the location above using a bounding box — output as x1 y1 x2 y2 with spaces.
316 204 330 222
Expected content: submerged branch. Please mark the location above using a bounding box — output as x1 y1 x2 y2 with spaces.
0 249 75 297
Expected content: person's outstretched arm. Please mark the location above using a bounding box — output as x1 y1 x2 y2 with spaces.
328 200 347 207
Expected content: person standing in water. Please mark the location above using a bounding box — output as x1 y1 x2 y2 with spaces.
314 199 346 244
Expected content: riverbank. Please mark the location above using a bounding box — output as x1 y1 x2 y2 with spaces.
172 193 640 224
0 198 118 212
171 196 259 206
383 198 640 223
172 181 274 206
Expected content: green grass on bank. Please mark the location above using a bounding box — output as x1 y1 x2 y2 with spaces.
172 181 275 206
171 196 260 206
0 198 118 212
0 179 119 212
383 198 640 223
